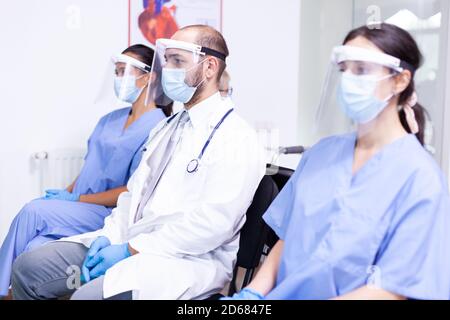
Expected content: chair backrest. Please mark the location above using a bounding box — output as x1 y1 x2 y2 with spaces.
224 169 295 296
236 175 279 269
270 165 295 192
265 166 295 251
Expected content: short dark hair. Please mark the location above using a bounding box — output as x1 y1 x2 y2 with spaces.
180 25 229 84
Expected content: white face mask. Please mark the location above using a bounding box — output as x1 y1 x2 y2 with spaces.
337 72 395 123
114 74 146 104
161 59 207 103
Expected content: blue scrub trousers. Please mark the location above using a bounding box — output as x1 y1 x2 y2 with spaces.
0 199 111 296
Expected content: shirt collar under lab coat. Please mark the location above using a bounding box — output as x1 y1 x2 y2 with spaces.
184 91 224 129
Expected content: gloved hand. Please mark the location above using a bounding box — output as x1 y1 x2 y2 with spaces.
220 288 265 300
85 243 131 280
44 189 80 201
81 236 111 283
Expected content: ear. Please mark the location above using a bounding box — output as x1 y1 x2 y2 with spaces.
393 70 412 95
148 71 158 84
138 72 153 88
204 57 219 81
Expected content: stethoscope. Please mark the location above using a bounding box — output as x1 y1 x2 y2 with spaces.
186 108 234 173
142 108 234 174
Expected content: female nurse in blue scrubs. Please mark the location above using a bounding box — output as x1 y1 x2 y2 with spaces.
225 23 450 300
0 44 171 297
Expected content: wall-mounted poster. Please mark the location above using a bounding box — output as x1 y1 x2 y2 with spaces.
129 0 223 47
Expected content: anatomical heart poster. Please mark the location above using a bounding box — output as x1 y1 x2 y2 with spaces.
129 0 223 48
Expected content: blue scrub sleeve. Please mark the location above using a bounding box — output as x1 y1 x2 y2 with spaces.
374 173 450 300
263 151 310 240
84 114 108 160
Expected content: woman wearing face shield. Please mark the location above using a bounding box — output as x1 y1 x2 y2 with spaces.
224 23 450 300
0 44 171 298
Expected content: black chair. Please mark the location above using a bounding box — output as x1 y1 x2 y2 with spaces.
268 165 295 192
264 165 295 251
207 168 295 300
227 175 280 295
206 175 279 300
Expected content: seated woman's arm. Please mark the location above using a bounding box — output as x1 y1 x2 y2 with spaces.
79 186 128 207
246 240 284 295
64 178 127 207
333 286 405 300
66 179 76 193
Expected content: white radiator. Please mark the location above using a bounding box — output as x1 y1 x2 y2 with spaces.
32 148 86 195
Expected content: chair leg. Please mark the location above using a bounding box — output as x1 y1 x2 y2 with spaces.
242 268 255 288
228 267 239 296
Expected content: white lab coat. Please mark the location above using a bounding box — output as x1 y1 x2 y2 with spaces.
63 93 266 299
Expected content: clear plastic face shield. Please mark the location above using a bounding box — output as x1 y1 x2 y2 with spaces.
315 45 408 138
95 54 152 107
146 38 226 105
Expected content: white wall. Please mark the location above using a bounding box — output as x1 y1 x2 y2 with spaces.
0 0 302 242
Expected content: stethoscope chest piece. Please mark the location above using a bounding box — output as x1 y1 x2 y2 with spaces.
185 108 234 174
187 159 200 173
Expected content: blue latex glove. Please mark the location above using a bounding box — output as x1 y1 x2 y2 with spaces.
85 243 131 280
81 236 111 283
44 189 80 201
220 288 265 300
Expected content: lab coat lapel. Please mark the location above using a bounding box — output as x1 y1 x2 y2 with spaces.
127 115 180 225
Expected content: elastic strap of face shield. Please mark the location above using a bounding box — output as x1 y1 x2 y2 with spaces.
386 60 416 77
200 47 227 62
399 60 416 76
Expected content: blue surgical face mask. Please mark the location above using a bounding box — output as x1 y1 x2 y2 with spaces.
161 60 207 103
114 75 146 104
337 72 394 123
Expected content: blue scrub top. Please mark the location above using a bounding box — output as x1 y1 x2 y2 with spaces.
73 107 166 198
264 133 450 300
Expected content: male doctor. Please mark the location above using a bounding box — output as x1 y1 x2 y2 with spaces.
11 25 266 300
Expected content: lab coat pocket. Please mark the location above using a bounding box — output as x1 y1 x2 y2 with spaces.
180 161 209 203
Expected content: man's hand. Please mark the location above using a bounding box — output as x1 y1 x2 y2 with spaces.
85 243 131 280
81 236 111 283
